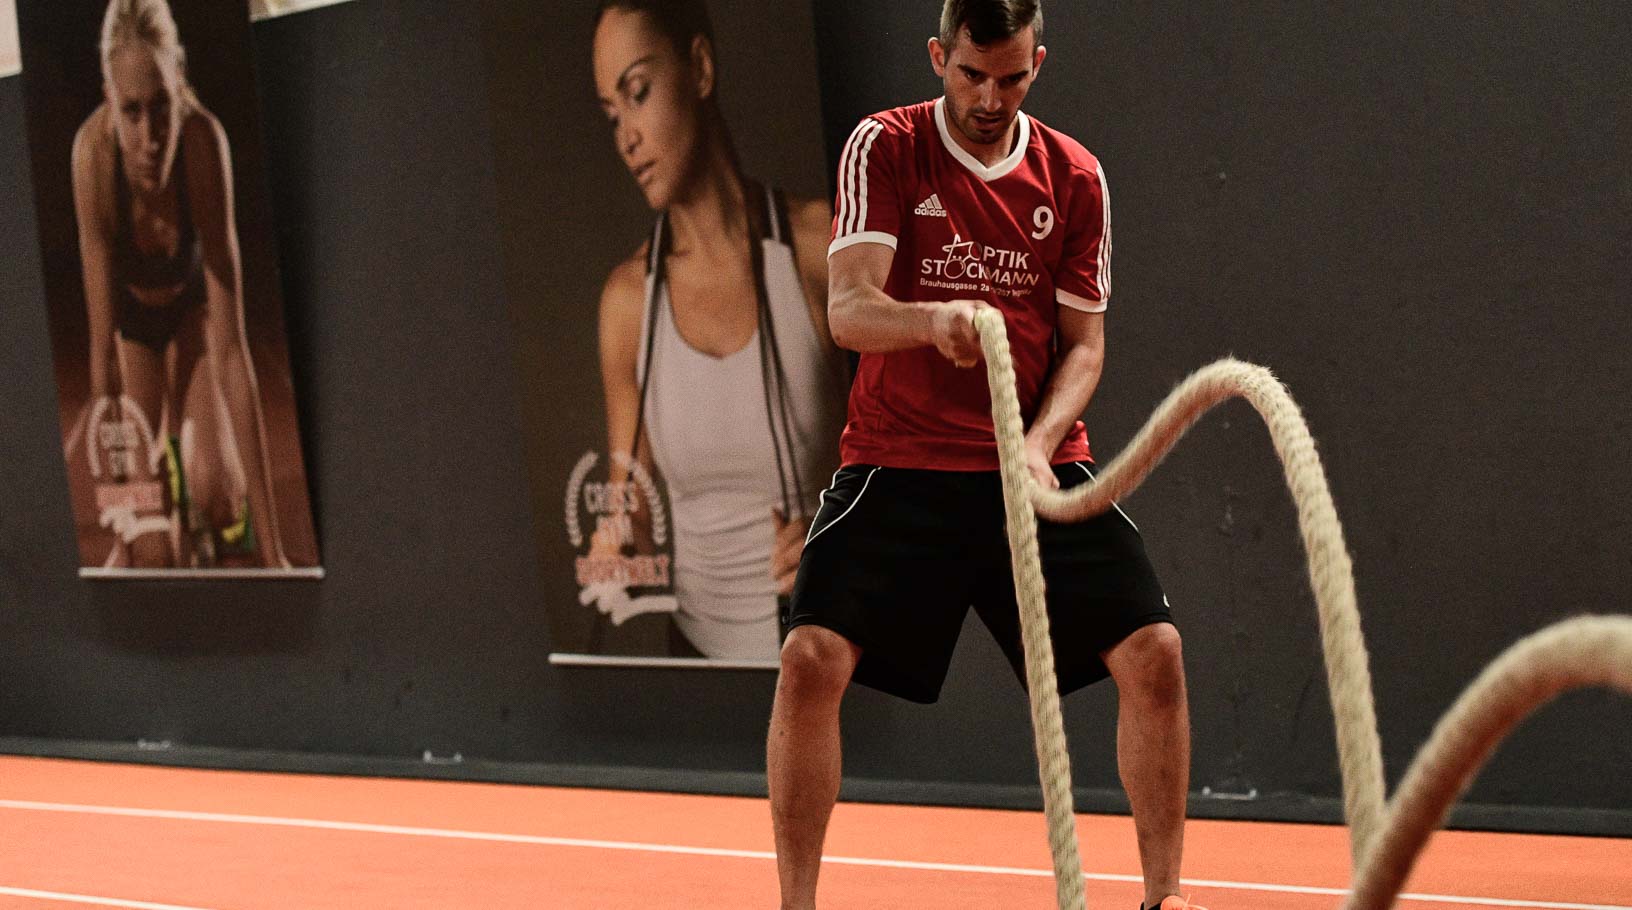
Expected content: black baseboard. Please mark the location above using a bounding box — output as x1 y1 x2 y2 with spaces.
4 736 1627 838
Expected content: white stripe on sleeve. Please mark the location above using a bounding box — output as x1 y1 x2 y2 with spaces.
1095 162 1112 298
838 120 882 237
835 121 871 238
1057 288 1107 313
828 231 898 257
852 121 883 235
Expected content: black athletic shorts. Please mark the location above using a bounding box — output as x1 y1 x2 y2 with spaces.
784 461 1173 704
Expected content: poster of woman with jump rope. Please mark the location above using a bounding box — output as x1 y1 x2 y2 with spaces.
484 0 849 665
16 0 319 577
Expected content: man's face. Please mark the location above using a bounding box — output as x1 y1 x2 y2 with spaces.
931 24 1045 150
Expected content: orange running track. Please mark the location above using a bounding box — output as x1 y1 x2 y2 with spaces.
0 755 1626 909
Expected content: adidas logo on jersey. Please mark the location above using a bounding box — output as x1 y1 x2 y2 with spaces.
914 193 948 217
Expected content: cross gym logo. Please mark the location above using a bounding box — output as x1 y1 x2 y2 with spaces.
564 450 673 592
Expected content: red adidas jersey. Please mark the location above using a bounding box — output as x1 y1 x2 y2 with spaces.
828 98 1110 471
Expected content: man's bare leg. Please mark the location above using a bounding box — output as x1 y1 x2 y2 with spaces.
1102 622 1191 908
768 625 861 910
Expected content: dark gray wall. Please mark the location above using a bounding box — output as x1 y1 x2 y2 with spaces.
2 0 1629 831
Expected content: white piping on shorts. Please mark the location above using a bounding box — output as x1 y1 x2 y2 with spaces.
805 468 843 533
1075 463 1139 532
805 467 882 547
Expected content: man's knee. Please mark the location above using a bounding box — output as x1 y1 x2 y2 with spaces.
1107 622 1186 708
777 626 859 705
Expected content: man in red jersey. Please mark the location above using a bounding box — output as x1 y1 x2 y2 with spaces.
767 3 1204 909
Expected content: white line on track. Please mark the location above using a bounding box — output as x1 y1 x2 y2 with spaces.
1 799 1625 910
0 887 221 910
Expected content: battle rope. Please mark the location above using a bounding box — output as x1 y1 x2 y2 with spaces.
1345 615 1632 909
977 308 1403 905
976 309 1628 908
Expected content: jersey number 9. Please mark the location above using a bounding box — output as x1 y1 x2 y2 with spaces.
1031 206 1055 240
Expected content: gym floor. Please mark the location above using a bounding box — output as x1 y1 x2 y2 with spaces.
0 755 1625 909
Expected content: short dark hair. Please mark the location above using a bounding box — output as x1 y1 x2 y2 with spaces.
594 0 715 56
939 0 1043 50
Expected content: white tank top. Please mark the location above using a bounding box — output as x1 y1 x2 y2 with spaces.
637 187 847 660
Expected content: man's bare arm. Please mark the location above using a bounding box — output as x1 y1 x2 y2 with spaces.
826 241 986 367
1023 305 1105 488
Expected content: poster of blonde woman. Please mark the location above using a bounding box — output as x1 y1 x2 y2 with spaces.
16 0 319 577
483 0 847 664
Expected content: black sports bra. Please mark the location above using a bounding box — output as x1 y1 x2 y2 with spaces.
113 142 202 295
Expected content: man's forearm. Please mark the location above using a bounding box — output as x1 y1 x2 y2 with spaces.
828 282 944 354
1024 341 1103 457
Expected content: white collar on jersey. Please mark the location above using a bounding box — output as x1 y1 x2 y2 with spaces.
933 96 1031 182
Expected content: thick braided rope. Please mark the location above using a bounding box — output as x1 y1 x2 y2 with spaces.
976 310 1087 910
973 308 1630 908
973 309 1387 901
1027 354 1387 865
1345 615 1632 909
